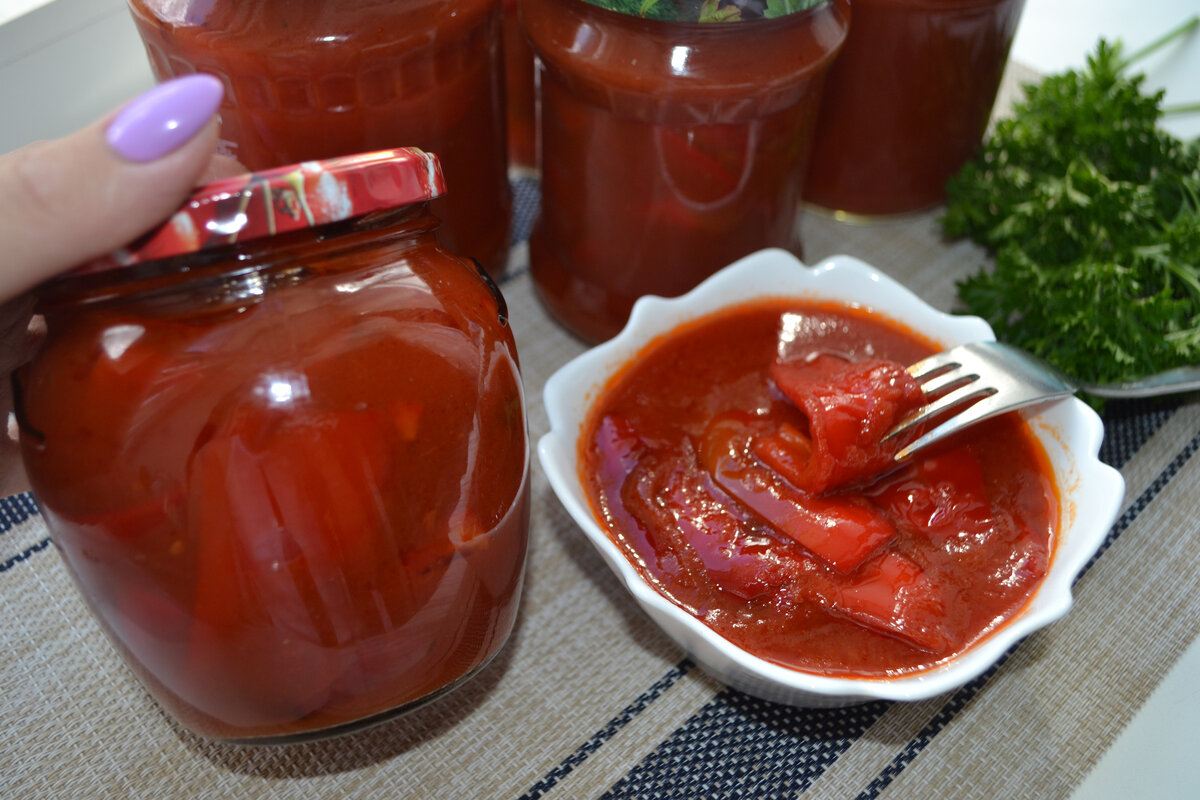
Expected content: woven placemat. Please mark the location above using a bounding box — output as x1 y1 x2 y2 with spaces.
4 61 1199 799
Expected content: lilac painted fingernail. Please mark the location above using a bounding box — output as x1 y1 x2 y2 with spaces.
106 74 224 163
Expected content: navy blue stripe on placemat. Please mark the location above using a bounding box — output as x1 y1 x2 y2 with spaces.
854 411 1200 800
1096 401 1174 469
601 692 889 800
1 535 51 573
510 175 540 249
517 659 695 800
563 400 1176 799
0 491 49 573
0 492 39 534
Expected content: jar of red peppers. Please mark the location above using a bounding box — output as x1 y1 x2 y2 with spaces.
521 0 850 343
125 0 513 279
14 150 530 743
804 0 1025 216
503 0 538 171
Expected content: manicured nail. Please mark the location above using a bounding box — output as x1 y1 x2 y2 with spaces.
106 74 224 163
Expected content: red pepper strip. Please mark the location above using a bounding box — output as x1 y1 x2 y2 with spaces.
750 421 811 490
592 415 645 502
766 354 926 494
701 414 896 573
185 435 341 728
635 445 812 601
592 414 702 589
656 125 743 204
181 405 405 728
819 550 950 654
867 448 996 543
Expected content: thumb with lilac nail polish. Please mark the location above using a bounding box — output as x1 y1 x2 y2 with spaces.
0 73 243 495
106 73 225 163
0 73 241 300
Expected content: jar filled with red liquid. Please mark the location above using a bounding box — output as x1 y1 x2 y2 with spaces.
804 0 1026 217
125 0 513 279
15 150 530 743
503 0 538 171
521 0 850 344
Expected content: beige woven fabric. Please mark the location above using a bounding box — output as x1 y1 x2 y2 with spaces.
4 61 1198 799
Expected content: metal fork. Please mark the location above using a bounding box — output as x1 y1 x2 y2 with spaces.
886 340 1200 462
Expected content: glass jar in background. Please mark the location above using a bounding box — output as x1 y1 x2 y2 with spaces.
803 0 1026 217
125 0 513 279
503 0 538 172
522 0 850 344
15 150 530 743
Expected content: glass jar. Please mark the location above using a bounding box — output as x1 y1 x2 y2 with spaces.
522 0 850 343
803 0 1026 217
125 0 514 279
15 150 530 743
503 0 538 171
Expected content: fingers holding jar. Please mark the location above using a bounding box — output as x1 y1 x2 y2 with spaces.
0 74 231 301
0 74 238 497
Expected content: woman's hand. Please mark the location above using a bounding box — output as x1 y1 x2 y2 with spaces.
0 74 235 495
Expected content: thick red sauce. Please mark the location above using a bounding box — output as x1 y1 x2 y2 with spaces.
502 0 537 170
522 0 850 343
19 209 529 740
126 0 513 278
582 300 1056 677
804 0 1025 216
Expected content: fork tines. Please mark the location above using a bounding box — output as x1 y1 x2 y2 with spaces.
887 354 998 441
884 340 1076 462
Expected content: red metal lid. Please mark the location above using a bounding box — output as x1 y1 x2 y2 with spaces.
80 147 446 273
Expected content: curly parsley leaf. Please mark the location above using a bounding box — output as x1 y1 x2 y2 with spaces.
763 0 827 19
584 0 826 22
943 18 1200 390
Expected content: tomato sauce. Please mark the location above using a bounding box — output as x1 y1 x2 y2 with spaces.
503 0 537 170
521 0 850 343
17 159 529 741
126 0 513 278
582 300 1055 677
804 0 1025 216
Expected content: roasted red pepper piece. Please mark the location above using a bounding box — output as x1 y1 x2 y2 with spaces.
179 403 407 727
185 435 341 728
867 448 995 543
701 413 897 573
594 414 809 600
766 354 926 493
656 125 743 205
820 550 950 653
639 450 812 601
592 414 645 503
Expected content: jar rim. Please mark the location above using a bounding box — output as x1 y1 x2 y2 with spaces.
77 147 446 275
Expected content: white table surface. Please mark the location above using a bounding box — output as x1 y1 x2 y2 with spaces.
0 1 1197 797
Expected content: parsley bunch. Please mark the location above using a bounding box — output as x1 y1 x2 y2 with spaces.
942 18 1200 389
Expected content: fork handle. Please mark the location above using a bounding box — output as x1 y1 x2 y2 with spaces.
1083 367 1200 399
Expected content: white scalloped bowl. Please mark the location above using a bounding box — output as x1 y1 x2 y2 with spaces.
537 249 1124 706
